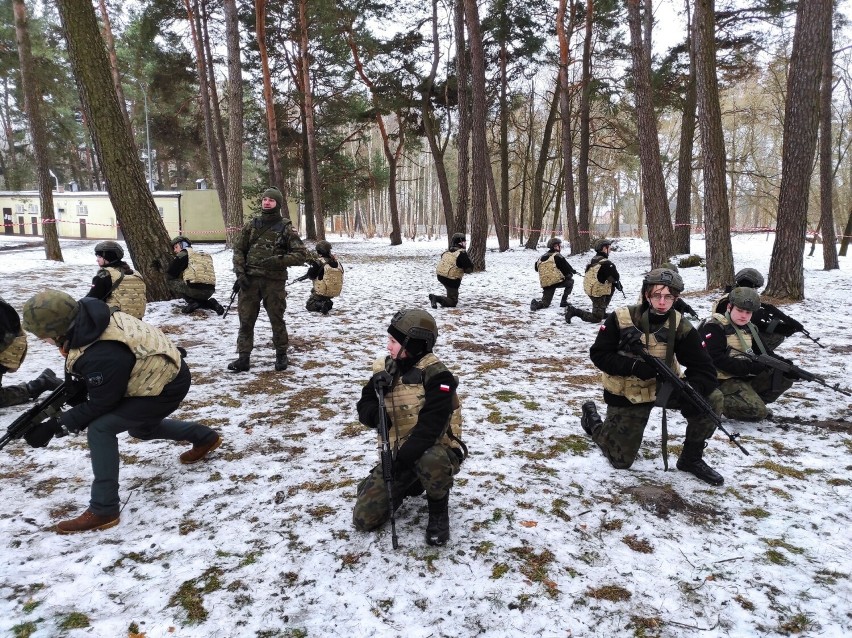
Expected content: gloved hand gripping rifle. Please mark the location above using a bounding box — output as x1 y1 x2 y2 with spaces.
0 382 72 451
729 347 850 397
374 375 399 550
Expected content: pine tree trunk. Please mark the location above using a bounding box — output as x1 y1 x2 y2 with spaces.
453 0 470 236
818 3 838 270
300 0 324 240
256 0 286 194
96 0 130 128
557 0 580 254
766 0 831 299
14 0 62 261
524 82 560 250
223 0 244 246
577 0 593 253
673 4 696 255
57 0 174 299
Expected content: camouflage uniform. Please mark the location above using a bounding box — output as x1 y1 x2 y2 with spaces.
429 234 474 309
565 240 621 324
530 238 578 311
231 189 308 366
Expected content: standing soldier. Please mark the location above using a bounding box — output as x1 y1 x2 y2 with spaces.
353 309 466 546
530 237 578 311
20 290 222 533
712 268 805 352
305 240 344 315
1 297 60 407
565 238 622 324
229 187 309 372
86 241 147 319
429 233 474 309
166 236 224 315
704 287 794 421
581 269 725 486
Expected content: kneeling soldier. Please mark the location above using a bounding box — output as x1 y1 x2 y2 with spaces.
305 240 343 315
429 233 474 309
0 296 60 407
530 237 578 311
85 241 147 319
353 309 466 546
582 269 725 486
167 236 224 315
565 238 622 324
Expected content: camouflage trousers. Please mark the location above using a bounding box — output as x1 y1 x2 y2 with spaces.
719 369 793 421
432 284 460 308
0 374 30 408
573 294 612 323
235 276 288 353
539 279 573 308
758 332 786 353
305 292 332 313
353 444 460 532
591 389 724 469
168 279 214 303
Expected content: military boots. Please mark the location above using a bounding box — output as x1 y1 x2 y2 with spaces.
26 368 61 399
564 304 579 323
676 440 724 486
530 299 543 311
425 494 450 546
206 298 225 316
274 351 289 371
580 401 603 438
227 353 250 372
181 300 201 314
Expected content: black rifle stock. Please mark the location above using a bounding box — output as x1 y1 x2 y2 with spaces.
223 287 238 319
0 382 69 451
628 342 750 456
375 382 399 550
730 348 850 397
286 273 310 287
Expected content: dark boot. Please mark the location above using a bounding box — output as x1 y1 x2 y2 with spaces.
676 440 724 486
564 304 578 324
26 369 61 399
227 353 251 372
530 299 542 311
425 494 450 546
275 351 289 371
320 300 333 315
428 294 438 310
207 298 225 316
580 401 603 437
181 300 201 314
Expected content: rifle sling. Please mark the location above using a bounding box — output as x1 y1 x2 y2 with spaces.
639 309 677 471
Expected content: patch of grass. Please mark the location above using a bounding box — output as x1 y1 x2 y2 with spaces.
180 518 201 535
340 421 364 437
753 460 806 480
11 622 37 638
724 487 750 502
629 615 662 638
586 584 631 602
21 600 40 613
508 593 533 611
239 551 262 568
474 541 494 557
551 498 571 522
734 594 755 611
826 477 851 486
764 549 789 565
508 546 558 597
306 504 335 520
32 477 64 497
601 518 623 532
622 535 654 554
476 359 509 373
58 612 90 630
813 569 847 586
494 390 523 402
742 507 770 519
287 478 356 497
486 410 506 424
763 538 804 555
767 486 793 501
522 400 540 410
778 611 817 634
491 563 510 579
168 567 223 624
340 552 367 568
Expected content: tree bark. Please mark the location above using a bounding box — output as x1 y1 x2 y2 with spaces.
673 0 695 255
256 0 286 195
818 2 838 270
57 0 173 298
766 0 831 299
97 0 130 129
14 0 62 261
627 0 674 267
557 0 580 253
223 0 244 246
299 0 324 239
693 0 734 288
453 0 470 236
577 0 593 253
524 81 560 250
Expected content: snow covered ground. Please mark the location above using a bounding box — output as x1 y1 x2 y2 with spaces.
0 232 850 638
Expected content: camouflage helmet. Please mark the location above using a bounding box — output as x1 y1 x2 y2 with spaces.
388 308 438 352
593 238 613 253
22 289 79 342
734 267 764 289
728 286 761 312
451 233 466 246
94 240 124 261
643 268 684 294
262 187 284 208
547 237 563 250
316 240 332 257
171 235 192 248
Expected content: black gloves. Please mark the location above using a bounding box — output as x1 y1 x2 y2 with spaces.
237 275 252 291
681 302 697 318
631 360 657 380
372 370 394 390
613 280 623 292
748 361 766 376
24 417 63 448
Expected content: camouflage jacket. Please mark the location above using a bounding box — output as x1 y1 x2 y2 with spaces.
233 212 309 281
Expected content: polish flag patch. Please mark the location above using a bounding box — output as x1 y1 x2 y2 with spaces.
440 384 451 392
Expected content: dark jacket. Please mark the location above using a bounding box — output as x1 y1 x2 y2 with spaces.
437 248 474 289
306 256 340 281
536 251 577 280
586 252 619 284
86 262 135 300
167 251 189 279
713 295 802 337
702 320 769 378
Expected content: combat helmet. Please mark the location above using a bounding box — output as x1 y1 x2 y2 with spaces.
547 237 563 250
728 287 761 312
388 308 438 352
593 238 613 253
316 240 332 257
734 268 764 289
22 290 79 343
94 240 124 262
172 235 192 248
643 268 684 295
451 233 466 247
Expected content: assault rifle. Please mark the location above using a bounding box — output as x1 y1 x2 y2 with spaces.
0 382 70 451
286 273 310 287
621 334 750 456
613 279 626 298
222 285 238 319
374 376 399 550
799 328 825 350
729 347 850 397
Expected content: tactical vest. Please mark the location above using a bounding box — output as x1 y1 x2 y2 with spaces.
313 257 344 298
182 249 216 286
65 311 181 397
583 257 613 297
371 353 463 452
0 332 27 372
706 313 755 380
537 254 565 287
436 249 464 280
711 294 728 314
601 306 683 404
103 266 147 319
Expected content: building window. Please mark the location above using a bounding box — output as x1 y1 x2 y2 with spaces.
76 203 88 216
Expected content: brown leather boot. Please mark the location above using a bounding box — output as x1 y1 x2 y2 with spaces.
55 509 119 534
180 434 222 465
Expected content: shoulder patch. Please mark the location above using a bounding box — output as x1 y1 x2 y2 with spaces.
86 372 104 387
